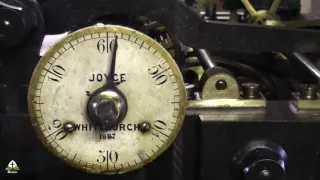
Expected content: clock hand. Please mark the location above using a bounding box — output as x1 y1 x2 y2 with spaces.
91 35 125 129
105 35 118 88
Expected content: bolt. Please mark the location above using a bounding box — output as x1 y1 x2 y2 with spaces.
140 122 151 133
63 122 75 133
300 84 318 100
259 169 272 180
242 82 260 99
215 80 227 90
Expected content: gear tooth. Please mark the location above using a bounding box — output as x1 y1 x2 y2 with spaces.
142 20 175 56
160 35 164 41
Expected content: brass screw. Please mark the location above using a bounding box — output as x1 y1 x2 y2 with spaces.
64 122 75 133
215 80 227 90
140 122 151 133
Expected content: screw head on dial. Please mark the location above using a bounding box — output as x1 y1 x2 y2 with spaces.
140 122 151 133
63 122 75 133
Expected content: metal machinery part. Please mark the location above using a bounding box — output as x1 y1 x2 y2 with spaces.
186 1 320 180
187 52 266 121
239 0 320 121
2 0 320 180
290 84 320 119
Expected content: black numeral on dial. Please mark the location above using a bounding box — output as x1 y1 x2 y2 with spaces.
97 35 114 54
151 120 168 138
148 64 169 85
97 150 119 164
46 119 68 140
47 65 66 82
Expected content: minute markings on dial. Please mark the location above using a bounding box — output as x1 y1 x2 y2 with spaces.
106 32 109 53
46 33 171 58
138 153 143 161
139 41 144 49
34 101 44 104
161 61 167 65
151 127 169 137
69 42 75 50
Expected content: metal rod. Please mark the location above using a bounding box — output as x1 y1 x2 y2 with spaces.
241 0 257 16
269 0 281 14
196 49 217 70
186 100 266 115
293 52 320 79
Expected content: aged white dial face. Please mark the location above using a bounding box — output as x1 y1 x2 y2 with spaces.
28 25 186 174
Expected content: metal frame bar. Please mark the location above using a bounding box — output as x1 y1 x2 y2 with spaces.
41 0 320 53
